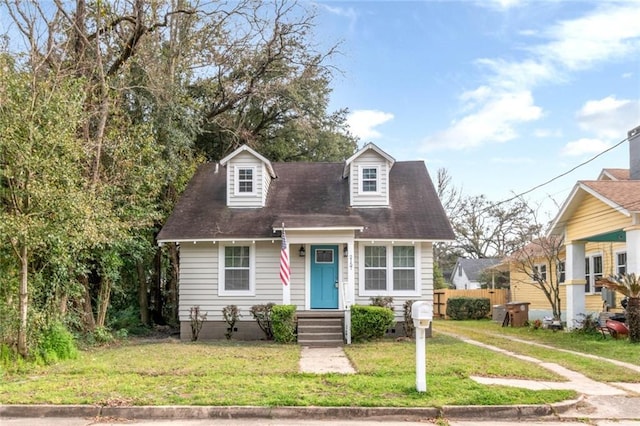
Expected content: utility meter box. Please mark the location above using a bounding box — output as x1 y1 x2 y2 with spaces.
412 301 433 329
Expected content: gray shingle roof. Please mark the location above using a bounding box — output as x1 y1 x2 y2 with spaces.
455 258 502 281
157 161 454 241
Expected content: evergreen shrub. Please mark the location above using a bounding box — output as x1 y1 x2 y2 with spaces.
271 305 297 343
446 297 490 320
351 305 395 342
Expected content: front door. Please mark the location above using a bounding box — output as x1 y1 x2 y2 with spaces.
310 245 339 309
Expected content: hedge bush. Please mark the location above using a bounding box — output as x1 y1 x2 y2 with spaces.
446 297 491 320
351 305 395 342
271 305 297 343
38 321 78 364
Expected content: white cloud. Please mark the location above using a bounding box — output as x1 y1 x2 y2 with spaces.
561 138 610 156
422 90 542 151
319 4 358 34
534 128 563 138
576 96 640 141
491 157 535 164
346 110 394 140
476 0 527 10
420 3 640 153
538 4 640 71
476 58 559 91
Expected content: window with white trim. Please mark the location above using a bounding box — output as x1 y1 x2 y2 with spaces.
361 166 378 193
585 254 603 293
616 252 627 277
557 261 565 283
533 264 547 282
219 245 254 295
364 246 387 291
361 244 418 295
236 167 255 194
393 246 415 291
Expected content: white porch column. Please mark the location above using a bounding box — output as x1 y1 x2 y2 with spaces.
625 226 640 276
344 241 355 344
565 241 586 329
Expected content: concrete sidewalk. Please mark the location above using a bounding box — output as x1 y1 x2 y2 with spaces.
438 330 640 421
298 346 356 374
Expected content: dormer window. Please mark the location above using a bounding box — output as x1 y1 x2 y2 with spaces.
361 166 379 193
236 167 255 195
343 143 395 207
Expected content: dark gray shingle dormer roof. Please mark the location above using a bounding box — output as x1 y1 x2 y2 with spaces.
157 160 455 242
455 258 503 281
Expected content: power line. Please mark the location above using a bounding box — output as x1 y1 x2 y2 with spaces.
495 135 629 207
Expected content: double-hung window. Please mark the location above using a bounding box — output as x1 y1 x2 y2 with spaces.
236 167 255 195
557 261 566 283
533 264 547 282
616 252 627 277
361 244 418 295
219 245 254 295
361 166 379 193
393 246 415 291
585 254 603 293
364 246 387 291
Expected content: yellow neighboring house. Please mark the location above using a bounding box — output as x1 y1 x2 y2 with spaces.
520 125 640 328
508 238 626 322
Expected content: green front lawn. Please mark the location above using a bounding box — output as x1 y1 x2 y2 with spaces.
0 336 574 407
435 320 640 383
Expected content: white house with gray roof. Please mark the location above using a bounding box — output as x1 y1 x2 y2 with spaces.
158 143 454 344
451 258 502 290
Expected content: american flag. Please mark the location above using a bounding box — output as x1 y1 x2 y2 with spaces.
279 226 290 286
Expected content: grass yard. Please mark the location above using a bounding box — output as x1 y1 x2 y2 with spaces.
435 320 640 383
0 335 574 407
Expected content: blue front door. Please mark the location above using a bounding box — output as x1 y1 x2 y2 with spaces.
310 245 339 309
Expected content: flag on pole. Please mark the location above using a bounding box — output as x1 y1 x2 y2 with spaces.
279 224 290 286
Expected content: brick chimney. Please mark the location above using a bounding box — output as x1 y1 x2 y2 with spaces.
629 125 640 180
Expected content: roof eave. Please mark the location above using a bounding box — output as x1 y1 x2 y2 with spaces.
548 181 631 237
219 144 276 178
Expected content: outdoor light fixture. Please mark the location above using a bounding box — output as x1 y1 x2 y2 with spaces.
343 245 348 257
299 246 306 257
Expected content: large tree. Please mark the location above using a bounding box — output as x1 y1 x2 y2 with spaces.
1 0 356 339
434 168 540 285
0 55 100 356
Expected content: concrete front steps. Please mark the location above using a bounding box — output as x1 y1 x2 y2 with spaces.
297 311 344 347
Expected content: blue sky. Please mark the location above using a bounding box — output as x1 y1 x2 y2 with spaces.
315 0 640 216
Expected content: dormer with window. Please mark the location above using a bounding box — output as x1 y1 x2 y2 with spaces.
343 143 395 207
220 145 276 208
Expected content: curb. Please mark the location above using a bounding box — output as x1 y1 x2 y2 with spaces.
441 397 582 420
0 399 581 421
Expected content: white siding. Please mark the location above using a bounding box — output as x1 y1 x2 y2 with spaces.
179 241 301 322
262 162 272 205
451 268 477 289
226 151 269 208
353 241 433 321
350 150 390 207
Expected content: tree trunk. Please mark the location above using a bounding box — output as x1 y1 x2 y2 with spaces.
150 248 165 325
17 244 28 358
79 275 96 331
628 297 640 343
167 244 179 325
136 260 150 326
96 277 111 328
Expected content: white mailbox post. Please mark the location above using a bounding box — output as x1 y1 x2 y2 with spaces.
412 301 433 392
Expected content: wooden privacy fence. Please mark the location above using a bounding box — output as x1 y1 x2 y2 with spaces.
434 289 509 319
